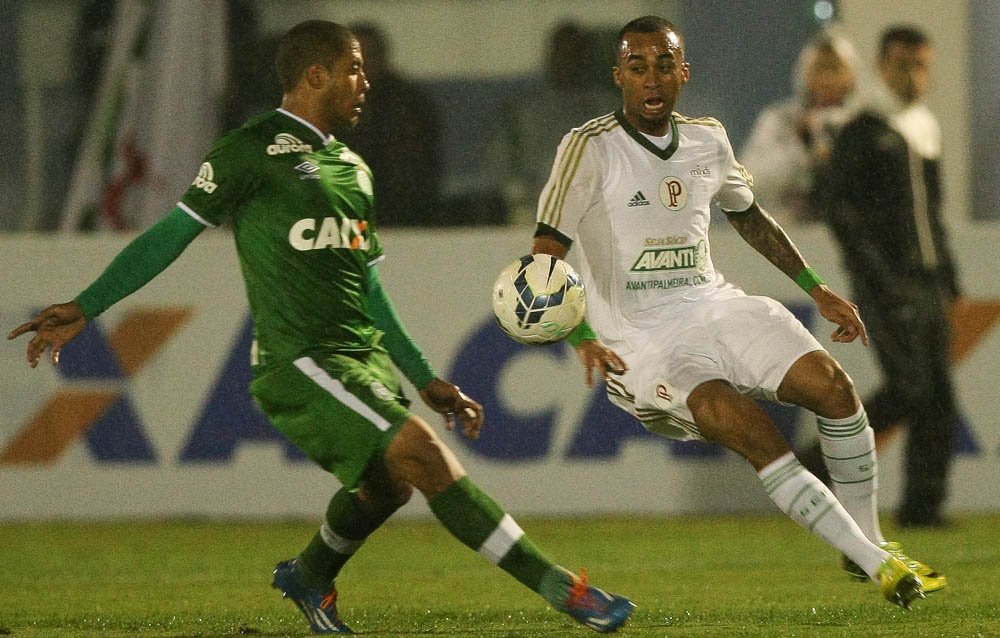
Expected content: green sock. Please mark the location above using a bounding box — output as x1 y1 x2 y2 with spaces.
297 488 396 587
428 477 569 606
538 566 576 612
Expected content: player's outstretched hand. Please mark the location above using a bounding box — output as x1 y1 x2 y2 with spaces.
7 301 87 368
419 378 484 440
811 285 869 346
575 340 627 388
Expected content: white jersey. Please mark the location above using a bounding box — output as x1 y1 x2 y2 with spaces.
537 110 754 349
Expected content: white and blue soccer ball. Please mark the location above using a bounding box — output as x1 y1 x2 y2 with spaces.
491 254 586 345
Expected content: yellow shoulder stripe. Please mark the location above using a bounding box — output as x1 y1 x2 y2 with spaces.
673 113 723 128
539 116 619 229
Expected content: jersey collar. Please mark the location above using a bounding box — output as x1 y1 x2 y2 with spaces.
275 108 336 147
614 109 679 160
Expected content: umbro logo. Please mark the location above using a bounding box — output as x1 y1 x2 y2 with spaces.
627 191 650 207
295 161 320 180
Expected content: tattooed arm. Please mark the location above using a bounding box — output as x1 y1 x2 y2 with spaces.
724 202 868 345
724 202 807 280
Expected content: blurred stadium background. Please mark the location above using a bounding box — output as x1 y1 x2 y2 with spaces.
1 0 997 232
2 0 999 526
3 1 999 634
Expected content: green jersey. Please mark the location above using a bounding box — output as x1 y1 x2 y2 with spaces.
179 109 383 370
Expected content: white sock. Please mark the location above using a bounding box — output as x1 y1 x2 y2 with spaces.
759 452 888 580
817 408 885 545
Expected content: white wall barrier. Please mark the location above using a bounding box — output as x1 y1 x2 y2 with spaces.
2 224 998 520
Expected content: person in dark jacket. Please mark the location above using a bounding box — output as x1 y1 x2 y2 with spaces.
337 22 444 226
808 25 960 528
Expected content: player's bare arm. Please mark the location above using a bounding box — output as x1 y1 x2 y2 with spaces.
531 235 627 386
725 202 868 345
724 201 807 280
7 301 87 368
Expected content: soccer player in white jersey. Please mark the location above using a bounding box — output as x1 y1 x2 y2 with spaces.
530 15 946 609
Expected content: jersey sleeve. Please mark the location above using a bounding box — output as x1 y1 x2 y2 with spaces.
178 132 258 227
367 264 436 388
75 207 206 320
713 126 755 213
535 129 602 241
366 227 384 266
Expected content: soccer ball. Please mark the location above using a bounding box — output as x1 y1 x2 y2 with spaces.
491 254 586 345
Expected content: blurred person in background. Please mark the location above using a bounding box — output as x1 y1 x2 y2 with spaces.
486 20 617 224
8 19 634 635
221 0 281 129
337 22 443 226
803 25 962 529
741 28 860 226
0 0 25 230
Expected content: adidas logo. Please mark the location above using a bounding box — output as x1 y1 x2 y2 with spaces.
627 191 650 207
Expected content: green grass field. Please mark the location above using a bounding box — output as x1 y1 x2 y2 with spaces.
1 512 998 637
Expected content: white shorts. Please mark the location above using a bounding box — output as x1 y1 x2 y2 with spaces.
604 285 823 441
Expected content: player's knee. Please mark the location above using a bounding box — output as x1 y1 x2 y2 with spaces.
384 417 463 497
385 419 440 470
825 365 857 404
807 358 860 417
778 353 861 419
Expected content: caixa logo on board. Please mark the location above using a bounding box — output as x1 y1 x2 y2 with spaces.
1 309 305 467
1 307 192 465
2 303 985 466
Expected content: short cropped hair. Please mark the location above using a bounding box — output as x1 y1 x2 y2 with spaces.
616 15 683 57
275 20 355 91
879 25 930 60
349 22 389 54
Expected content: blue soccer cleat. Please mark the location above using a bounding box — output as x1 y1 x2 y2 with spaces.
272 559 353 634
562 569 636 633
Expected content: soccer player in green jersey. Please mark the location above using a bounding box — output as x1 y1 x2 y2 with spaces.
8 20 634 635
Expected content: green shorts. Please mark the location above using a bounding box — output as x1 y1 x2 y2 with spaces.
250 349 411 489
